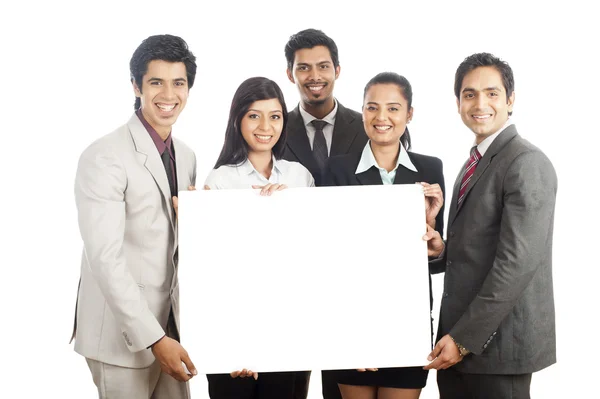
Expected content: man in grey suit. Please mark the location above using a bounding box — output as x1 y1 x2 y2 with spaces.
423 53 557 399
283 28 368 187
71 34 198 398
282 28 368 399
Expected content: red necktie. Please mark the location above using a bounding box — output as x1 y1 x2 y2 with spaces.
457 146 481 208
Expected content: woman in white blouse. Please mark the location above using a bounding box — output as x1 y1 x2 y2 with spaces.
204 76 314 194
204 76 313 399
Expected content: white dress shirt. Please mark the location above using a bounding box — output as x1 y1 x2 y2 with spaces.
475 119 514 156
298 100 338 155
204 156 315 189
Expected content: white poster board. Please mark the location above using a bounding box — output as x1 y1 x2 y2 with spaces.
178 184 432 374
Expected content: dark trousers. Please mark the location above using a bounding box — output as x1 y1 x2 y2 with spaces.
207 371 298 399
437 367 532 399
291 370 342 399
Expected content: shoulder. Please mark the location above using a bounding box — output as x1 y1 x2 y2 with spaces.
407 151 443 171
79 124 129 164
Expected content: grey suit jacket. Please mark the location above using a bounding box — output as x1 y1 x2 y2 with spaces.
72 114 197 368
435 125 557 374
282 101 368 186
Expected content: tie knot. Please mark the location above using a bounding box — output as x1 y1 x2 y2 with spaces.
311 119 328 131
470 146 481 162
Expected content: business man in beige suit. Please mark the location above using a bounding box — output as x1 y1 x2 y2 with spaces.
423 53 557 399
71 34 198 398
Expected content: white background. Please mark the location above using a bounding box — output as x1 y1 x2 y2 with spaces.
1 0 597 397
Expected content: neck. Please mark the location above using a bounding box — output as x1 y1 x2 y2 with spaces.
301 97 335 120
371 141 400 172
248 151 273 179
140 109 171 140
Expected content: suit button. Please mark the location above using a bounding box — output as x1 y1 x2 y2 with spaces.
483 343 488 349
442 292 449 298
447 260 452 266
449 231 455 237
493 332 497 336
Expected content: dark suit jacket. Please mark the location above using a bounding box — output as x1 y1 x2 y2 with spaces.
282 101 368 186
433 125 557 375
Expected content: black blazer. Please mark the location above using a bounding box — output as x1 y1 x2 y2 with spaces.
323 147 446 246
282 101 368 186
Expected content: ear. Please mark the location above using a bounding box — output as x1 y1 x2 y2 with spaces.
456 97 460 114
132 79 142 97
334 65 341 80
507 90 515 114
286 68 295 84
407 107 414 123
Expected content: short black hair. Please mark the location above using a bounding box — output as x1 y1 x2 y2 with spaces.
129 34 197 110
363 72 413 151
214 77 289 169
454 52 514 116
284 29 339 71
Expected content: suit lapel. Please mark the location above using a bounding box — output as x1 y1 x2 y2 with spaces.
449 125 519 226
356 167 383 185
128 114 176 230
393 152 420 184
286 107 317 171
331 102 359 156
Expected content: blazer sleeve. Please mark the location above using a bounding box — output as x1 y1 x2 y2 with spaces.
75 145 164 352
449 150 557 355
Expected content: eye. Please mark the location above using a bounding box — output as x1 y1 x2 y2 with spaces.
320 64 329 69
489 92 498 97
248 113 259 119
175 81 186 87
298 66 308 71
150 81 161 86
271 115 281 120
366 105 377 111
389 107 399 112
464 93 474 99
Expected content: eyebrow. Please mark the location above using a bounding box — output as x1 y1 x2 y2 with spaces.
365 101 403 106
296 61 332 66
147 77 187 83
462 86 502 93
247 109 282 113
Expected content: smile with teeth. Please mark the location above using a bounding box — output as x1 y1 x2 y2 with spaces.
472 114 491 121
307 84 326 92
374 125 392 132
156 103 176 112
254 134 272 143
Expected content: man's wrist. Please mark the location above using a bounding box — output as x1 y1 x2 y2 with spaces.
148 334 166 350
449 335 470 356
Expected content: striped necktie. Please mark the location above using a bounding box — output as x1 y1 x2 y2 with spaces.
311 119 329 174
457 146 481 208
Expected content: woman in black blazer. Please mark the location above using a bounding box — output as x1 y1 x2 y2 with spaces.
323 72 445 399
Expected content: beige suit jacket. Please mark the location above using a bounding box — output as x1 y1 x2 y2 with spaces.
72 113 196 368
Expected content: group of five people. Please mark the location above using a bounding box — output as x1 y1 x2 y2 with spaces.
71 29 557 399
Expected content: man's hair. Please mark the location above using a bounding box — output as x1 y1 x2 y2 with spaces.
284 29 339 70
454 52 514 116
129 34 197 110
214 77 289 168
363 72 413 151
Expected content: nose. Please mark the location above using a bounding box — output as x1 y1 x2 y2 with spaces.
259 116 270 131
162 83 175 99
476 93 487 109
376 108 387 121
309 68 320 81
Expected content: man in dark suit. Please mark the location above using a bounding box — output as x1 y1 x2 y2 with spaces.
423 53 557 399
283 28 367 187
283 28 367 399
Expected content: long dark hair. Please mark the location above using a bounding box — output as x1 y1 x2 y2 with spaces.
363 72 413 150
214 77 288 168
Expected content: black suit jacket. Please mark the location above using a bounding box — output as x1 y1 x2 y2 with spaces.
282 101 368 186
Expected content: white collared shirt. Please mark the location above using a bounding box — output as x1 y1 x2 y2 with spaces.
298 100 338 155
204 157 315 189
475 119 514 156
355 141 418 184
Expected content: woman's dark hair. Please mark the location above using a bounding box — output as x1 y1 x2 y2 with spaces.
363 72 413 150
214 77 288 168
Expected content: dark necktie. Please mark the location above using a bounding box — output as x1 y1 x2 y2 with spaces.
161 149 177 197
311 119 329 174
457 146 481 208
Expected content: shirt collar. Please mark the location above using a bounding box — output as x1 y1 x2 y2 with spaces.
475 119 513 157
136 109 172 154
298 99 338 127
355 141 418 174
237 155 283 176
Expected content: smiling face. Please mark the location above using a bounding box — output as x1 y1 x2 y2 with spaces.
286 45 340 110
240 98 284 155
133 60 189 138
363 83 413 147
457 66 515 143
